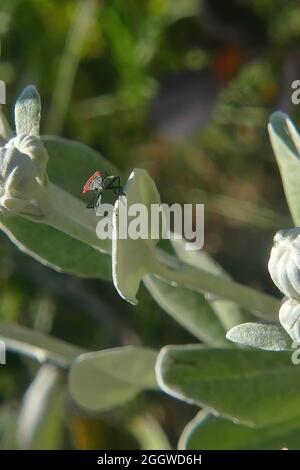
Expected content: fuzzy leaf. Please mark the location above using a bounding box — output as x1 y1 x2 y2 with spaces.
268 112 300 225
226 322 292 351
112 169 161 304
180 411 300 450
157 345 300 427
15 85 41 137
0 136 117 279
69 346 158 412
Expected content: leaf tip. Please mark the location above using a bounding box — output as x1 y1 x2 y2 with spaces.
15 85 41 137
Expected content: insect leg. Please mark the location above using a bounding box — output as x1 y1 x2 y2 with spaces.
108 176 126 196
94 192 103 211
86 192 101 209
105 176 118 190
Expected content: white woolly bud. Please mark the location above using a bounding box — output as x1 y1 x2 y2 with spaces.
268 228 300 300
0 135 49 216
279 298 300 343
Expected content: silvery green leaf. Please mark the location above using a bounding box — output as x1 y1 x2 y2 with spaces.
69 346 158 412
0 217 112 279
156 345 300 427
112 169 162 304
268 112 300 225
43 135 118 197
180 411 300 450
15 85 41 137
226 322 292 351
0 136 116 279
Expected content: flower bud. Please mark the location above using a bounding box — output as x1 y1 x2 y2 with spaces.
0 135 49 216
268 228 300 300
279 298 300 343
15 85 41 137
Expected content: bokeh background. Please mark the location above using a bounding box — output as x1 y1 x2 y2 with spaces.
0 0 299 449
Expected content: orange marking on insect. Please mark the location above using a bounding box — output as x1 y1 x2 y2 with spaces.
82 171 102 194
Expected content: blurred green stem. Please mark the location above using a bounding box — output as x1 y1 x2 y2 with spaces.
128 414 171 450
190 189 290 230
0 106 13 142
45 0 100 134
0 322 85 367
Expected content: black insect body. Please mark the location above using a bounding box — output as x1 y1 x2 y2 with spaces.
82 171 126 210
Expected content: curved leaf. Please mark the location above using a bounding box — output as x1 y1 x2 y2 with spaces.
0 216 112 278
226 322 292 351
157 345 300 427
43 136 119 197
15 85 41 137
180 411 300 450
112 169 161 304
0 136 117 278
69 346 158 412
268 112 300 225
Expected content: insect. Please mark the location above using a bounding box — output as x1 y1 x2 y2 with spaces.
82 171 126 210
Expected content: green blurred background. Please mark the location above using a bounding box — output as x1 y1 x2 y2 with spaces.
0 0 299 449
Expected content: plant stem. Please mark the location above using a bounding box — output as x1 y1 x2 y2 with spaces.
23 179 280 324
30 182 280 322
0 322 85 367
154 252 280 321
